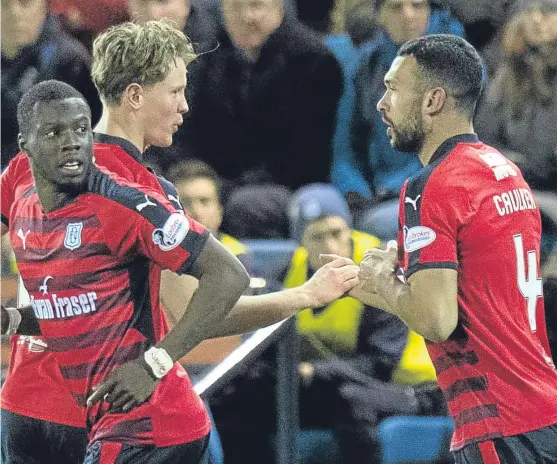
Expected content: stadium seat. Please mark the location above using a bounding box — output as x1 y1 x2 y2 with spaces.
242 239 297 289
377 416 454 464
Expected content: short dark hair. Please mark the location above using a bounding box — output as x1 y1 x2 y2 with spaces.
398 34 484 118
17 80 89 136
167 159 223 199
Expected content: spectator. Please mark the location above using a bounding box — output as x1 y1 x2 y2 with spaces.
127 0 219 49
167 159 251 272
334 0 462 239
475 1 557 194
286 184 445 464
1 0 101 168
175 0 343 189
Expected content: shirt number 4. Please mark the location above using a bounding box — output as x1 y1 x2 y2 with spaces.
513 234 543 332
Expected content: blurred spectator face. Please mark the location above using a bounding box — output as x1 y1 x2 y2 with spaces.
141 57 189 147
128 0 191 31
379 0 430 44
177 177 223 232
1 0 47 57
302 216 352 271
222 0 284 59
377 56 426 153
504 4 557 70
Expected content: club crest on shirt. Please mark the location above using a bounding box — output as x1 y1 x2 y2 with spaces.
403 226 436 253
64 222 83 250
152 213 189 251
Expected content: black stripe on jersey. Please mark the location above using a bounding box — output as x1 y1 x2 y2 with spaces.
444 376 488 402
97 417 153 441
59 340 149 380
23 268 123 294
155 173 184 212
453 404 499 429
48 322 129 352
11 214 101 235
432 350 479 375
86 167 204 267
406 262 457 277
1 213 8 227
127 255 156 345
15 242 112 263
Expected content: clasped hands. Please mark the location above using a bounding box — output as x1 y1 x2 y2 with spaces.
320 240 399 301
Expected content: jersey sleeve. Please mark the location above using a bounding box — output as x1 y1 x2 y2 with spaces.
402 174 469 278
95 179 209 275
1 164 14 227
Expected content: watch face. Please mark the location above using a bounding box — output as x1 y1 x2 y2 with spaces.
146 348 173 379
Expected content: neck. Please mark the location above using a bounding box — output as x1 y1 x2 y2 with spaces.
33 172 79 213
418 116 475 166
94 104 146 153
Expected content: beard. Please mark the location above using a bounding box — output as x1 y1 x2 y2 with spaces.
390 111 426 153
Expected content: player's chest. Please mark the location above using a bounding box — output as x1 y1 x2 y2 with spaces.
10 198 109 267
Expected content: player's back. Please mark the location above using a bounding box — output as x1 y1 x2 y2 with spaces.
424 140 557 449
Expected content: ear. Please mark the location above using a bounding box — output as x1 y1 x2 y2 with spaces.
18 133 29 157
423 87 446 116
123 83 144 110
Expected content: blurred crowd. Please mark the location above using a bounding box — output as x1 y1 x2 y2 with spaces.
2 0 557 463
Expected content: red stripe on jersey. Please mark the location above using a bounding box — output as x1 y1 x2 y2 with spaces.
478 441 501 464
99 441 123 464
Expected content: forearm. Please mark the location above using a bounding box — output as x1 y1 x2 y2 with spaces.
1 304 42 336
213 286 315 337
373 277 453 342
156 267 249 362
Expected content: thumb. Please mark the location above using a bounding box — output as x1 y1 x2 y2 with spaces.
386 240 398 251
319 253 340 265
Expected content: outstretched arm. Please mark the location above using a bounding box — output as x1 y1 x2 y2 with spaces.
160 256 360 337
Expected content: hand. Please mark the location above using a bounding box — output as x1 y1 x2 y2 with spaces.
87 359 160 412
357 240 399 296
304 256 360 307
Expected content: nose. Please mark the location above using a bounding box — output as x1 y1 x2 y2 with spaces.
377 92 387 113
179 93 189 115
402 4 416 20
61 129 81 150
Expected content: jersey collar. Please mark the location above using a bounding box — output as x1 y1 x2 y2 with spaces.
93 133 143 163
428 133 480 165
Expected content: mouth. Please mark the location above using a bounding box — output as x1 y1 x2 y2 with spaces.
59 159 85 176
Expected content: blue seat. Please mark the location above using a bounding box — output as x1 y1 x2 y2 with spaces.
242 239 297 288
377 416 454 464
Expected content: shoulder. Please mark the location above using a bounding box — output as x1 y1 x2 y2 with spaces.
85 167 176 219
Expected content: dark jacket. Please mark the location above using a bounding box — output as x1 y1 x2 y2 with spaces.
1 14 101 168
178 18 342 190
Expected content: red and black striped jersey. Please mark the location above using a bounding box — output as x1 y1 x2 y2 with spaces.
397 134 557 451
3 138 210 446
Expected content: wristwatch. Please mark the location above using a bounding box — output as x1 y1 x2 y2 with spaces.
144 347 174 379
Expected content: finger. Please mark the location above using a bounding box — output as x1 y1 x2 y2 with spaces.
339 265 360 281
342 276 360 292
121 399 138 413
106 387 131 406
386 240 398 250
319 254 345 266
87 381 114 406
110 392 134 412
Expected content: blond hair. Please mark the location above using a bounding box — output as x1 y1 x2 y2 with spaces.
92 20 196 105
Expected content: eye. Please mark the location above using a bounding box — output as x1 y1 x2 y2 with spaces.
45 130 57 138
76 126 87 133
